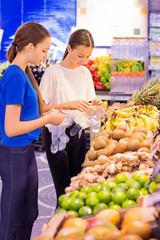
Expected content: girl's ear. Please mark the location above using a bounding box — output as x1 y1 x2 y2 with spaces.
26 43 34 52
67 44 71 52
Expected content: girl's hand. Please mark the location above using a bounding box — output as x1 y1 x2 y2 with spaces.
49 111 66 125
91 99 102 106
67 99 90 112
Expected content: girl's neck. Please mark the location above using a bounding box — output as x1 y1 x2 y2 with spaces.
59 57 76 69
11 53 28 72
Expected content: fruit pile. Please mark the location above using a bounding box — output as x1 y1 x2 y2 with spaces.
57 173 158 219
104 105 159 131
83 55 111 90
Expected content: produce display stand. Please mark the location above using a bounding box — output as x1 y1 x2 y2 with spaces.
34 197 160 239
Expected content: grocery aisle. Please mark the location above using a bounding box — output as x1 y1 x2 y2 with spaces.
0 150 57 240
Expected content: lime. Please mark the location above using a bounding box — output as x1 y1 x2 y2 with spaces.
87 191 98 198
149 181 157 193
80 185 92 194
112 187 125 194
106 181 117 190
117 183 128 191
131 172 143 181
101 185 111 191
122 199 137 209
78 206 92 217
114 173 128 184
126 187 140 201
86 196 99 209
70 190 80 198
110 204 121 210
53 208 66 216
61 198 72 210
58 194 69 206
139 188 148 196
126 179 141 189
67 210 79 218
76 191 87 202
100 180 109 186
69 198 84 211
108 201 114 207
93 203 108 215
112 191 126 206
139 174 150 187
154 174 160 184
93 184 103 192
97 190 111 204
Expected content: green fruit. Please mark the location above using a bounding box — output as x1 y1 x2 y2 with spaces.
67 210 79 218
69 198 84 211
112 191 126 206
114 173 128 184
58 194 69 206
78 206 92 217
86 196 99 209
97 190 111 204
93 203 108 215
122 199 137 208
126 188 140 201
80 185 92 194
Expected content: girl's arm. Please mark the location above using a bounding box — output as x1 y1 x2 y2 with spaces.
5 104 66 137
43 99 90 113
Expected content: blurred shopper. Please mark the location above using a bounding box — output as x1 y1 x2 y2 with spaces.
0 22 65 240
40 29 100 207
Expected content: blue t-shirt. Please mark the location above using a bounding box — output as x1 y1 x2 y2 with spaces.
0 65 41 146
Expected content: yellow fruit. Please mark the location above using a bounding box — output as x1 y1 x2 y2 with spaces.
121 207 143 228
124 220 151 239
62 218 87 232
96 209 120 226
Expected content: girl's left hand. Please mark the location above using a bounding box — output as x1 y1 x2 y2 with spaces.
91 99 102 106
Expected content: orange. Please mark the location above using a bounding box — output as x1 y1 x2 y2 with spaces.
121 207 143 228
62 217 88 232
96 209 120 226
124 220 151 239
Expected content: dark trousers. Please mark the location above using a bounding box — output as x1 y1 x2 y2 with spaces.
0 142 38 240
44 125 86 205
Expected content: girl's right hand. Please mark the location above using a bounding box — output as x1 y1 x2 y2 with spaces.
67 99 90 112
48 111 66 126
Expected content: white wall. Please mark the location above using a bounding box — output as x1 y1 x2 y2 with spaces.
76 0 148 46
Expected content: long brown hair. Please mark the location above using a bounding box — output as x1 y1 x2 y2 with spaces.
62 29 94 60
7 22 51 116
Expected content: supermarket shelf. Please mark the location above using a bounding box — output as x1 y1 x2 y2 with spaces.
148 65 160 71
149 52 160 56
95 90 132 102
149 37 160 41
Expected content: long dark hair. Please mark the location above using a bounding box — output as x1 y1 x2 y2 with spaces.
7 22 51 116
62 29 94 60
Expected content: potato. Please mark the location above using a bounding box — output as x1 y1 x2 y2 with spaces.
130 132 146 142
127 139 142 151
112 130 126 140
96 148 112 158
113 142 127 154
101 136 109 144
93 139 106 150
133 126 147 134
140 140 151 149
125 130 133 138
116 124 127 132
88 150 97 160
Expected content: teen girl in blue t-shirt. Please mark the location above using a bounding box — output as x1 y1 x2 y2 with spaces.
0 22 65 240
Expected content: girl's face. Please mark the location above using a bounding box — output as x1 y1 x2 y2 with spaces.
30 37 51 66
67 45 93 68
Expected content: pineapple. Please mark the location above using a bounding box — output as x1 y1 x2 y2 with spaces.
127 76 160 107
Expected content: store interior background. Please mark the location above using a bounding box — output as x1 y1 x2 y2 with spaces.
0 0 160 239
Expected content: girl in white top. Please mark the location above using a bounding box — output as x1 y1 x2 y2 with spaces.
39 29 100 207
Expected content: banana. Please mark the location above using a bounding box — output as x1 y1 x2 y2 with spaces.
114 110 133 118
144 117 154 131
105 121 113 130
121 106 139 113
